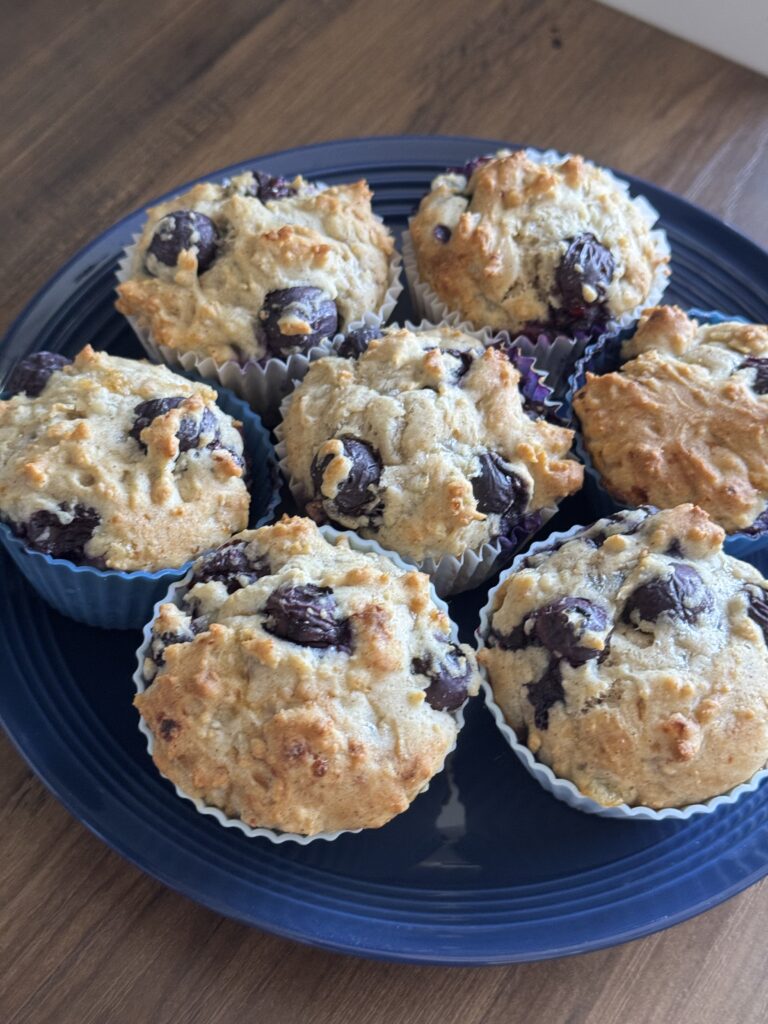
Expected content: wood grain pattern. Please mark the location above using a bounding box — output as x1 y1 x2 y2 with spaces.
2 1 768 1021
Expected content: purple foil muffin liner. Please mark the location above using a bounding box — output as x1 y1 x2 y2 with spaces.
274 323 567 596
401 145 670 384
476 520 768 820
116 232 403 428
564 308 768 567
132 524 472 844
0 384 280 630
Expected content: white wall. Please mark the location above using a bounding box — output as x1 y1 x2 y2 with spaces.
595 0 768 77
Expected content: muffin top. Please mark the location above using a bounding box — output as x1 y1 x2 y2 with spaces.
116 171 395 364
135 516 479 835
0 345 249 571
409 150 668 336
280 325 583 562
479 504 768 809
574 305 768 533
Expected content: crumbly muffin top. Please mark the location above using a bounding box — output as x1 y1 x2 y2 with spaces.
409 150 668 336
280 325 583 562
135 516 479 835
479 505 768 809
574 306 768 533
116 171 395 364
0 345 249 571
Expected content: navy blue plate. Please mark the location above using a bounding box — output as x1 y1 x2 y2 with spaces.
2 136 768 965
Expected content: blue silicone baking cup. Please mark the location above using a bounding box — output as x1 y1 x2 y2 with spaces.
564 308 768 569
0 383 280 630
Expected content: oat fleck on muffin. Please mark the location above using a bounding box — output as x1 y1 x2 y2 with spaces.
0 345 249 571
136 516 479 835
279 325 583 563
115 171 395 364
574 305 768 533
409 150 668 337
479 505 768 808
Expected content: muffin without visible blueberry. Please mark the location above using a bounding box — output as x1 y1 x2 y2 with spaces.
0 345 249 571
479 505 768 809
409 150 668 338
279 325 584 563
115 170 395 364
136 516 479 835
574 305 768 534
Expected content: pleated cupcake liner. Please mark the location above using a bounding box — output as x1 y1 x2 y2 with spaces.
274 324 568 596
132 523 472 844
476 521 768 820
401 145 671 392
0 383 280 630
564 308 768 566
116 231 403 427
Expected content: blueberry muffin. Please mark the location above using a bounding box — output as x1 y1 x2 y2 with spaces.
279 325 583 563
479 504 768 809
574 306 768 533
0 346 249 571
135 516 479 835
115 171 395 364
408 150 668 337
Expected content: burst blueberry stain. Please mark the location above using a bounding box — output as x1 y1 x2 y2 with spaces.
311 438 381 517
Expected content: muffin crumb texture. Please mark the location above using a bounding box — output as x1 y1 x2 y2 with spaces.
575 306 768 532
409 150 668 335
116 172 394 363
0 345 249 571
135 516 479 835
479 504 768 808
281 325 583 563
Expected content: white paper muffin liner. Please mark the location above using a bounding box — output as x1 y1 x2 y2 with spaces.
402 146 671 382
115 232 403 427
476 522 768 820
133 523 472 844
274 323 568 596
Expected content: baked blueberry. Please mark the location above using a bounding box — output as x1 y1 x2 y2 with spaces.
260 287 339 356
531 597 609 665
6 351 72 398
412 641 473 711
311 438 381 517
21 503 100 561
746 586 768 643
555 232 615 324
471 451 530 517
622 563 713 627
130 397 219 452
190 541 268 593
525 659 565 730
146 210 219 274
336 324 382 359
247 170 296 202
433 224 451 243
741 357 768 395
264 583 351 650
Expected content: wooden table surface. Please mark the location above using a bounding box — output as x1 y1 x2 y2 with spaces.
2 1 768 1021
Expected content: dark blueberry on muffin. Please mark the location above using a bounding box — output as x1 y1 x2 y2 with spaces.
146 211 219 274
531 597 609 665
311 438 382 518
471 451 530 517
248 170 296 202
264 583 351 650
413 641 473 711
191 541 269 592
622 563 713 627
336 324 383 359
130 396 219 453
20 503 100 561
5 351 72 398
260 287 339 356
741 357 768 395
525 660 565 730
